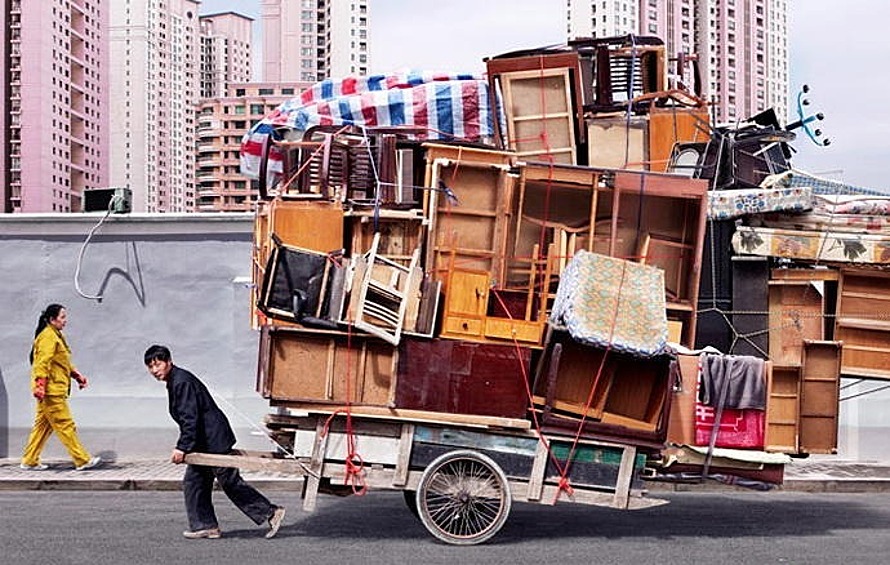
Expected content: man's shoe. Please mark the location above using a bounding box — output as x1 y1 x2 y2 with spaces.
74 456 102 471
19 463 49 471
266 506 286 539
182 528 222 540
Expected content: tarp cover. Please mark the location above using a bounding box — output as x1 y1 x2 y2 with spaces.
240 72 495 181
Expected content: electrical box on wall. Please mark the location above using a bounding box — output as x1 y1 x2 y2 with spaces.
83 187 132 214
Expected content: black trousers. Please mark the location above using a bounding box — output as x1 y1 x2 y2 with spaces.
183 463 275 531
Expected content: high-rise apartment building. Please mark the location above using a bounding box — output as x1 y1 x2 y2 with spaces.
199 11 253 99
262 0 370 83
2 0 109 213
196 82 309 212
566 0 789 123
109 0 201 213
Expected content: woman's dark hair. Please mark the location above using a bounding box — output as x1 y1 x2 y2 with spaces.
35 303 65 339
144 344 172 366
31 303 65 364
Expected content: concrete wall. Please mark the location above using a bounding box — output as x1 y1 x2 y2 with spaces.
1 212 889 463
0 213 271 460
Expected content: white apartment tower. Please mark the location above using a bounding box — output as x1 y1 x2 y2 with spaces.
566 0 789 123
568 0 638 38
199 12 254 99
109 0 201 213
262 0 370 83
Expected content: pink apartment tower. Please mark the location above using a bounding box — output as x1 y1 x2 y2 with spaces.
2 0 109 212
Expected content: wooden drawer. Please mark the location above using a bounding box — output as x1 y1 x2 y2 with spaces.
442 315 484 337
484 317 543 344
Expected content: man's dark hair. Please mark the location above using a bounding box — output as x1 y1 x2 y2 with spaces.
144 344 172 365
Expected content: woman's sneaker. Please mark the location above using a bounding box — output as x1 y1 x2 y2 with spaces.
19 462 49 471
74 456 102 471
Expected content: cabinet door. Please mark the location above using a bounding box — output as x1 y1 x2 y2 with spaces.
446 270 490 317
799 340 841 454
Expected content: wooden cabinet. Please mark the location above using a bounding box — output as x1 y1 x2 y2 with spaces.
533 331 672 447
423 143 515 283
835 268 890 380
765 364 800 453
764 341 841 454
441 269 490 339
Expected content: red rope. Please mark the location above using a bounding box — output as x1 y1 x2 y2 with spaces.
488 289 574 498
321 320 367 495
552 260 630 502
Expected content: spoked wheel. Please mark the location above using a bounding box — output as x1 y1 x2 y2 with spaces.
415 450 511 545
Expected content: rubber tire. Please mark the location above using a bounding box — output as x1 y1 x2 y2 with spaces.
415 450 512 545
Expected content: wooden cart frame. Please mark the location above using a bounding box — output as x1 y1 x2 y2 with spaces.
186 410 667 545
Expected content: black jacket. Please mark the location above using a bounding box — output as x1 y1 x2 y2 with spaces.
166 365 236 454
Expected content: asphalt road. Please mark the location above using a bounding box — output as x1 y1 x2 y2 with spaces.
3 490 889 564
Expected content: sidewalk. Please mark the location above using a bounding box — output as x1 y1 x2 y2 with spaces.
0 457 302 492
2 456 890 493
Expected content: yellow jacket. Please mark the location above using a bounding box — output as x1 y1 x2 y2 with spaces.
31 326 76 398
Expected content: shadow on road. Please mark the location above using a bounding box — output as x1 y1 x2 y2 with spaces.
292 491 889 544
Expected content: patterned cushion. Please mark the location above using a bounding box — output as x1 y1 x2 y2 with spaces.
550 250 668 357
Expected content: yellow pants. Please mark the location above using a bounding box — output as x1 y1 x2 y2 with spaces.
21 396 91 468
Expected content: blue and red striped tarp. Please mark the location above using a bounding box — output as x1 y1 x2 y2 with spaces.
240 72 496 182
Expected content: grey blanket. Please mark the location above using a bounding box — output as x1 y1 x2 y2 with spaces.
700 354 766 410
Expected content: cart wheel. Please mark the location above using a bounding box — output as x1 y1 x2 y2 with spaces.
403 490 420 520
415 450 511 545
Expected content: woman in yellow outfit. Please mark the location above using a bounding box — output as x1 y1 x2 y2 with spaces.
20 304 102 471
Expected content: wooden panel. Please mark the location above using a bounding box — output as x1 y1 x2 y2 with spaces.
500 67 577 163
263 330 396 405
666 354 699 446
799 340 841 454
587 116 647 170
764 364 800 453
395 339 531 419
768 281 825 366
270 199 344 252
648 107 710 173
836 269 890 380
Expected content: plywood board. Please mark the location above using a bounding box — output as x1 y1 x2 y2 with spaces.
768 281 825 366
587 116 648 170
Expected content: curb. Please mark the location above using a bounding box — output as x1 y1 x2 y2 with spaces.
0 477 304 492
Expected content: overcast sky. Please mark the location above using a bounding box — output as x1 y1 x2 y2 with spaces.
200 0 889 191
